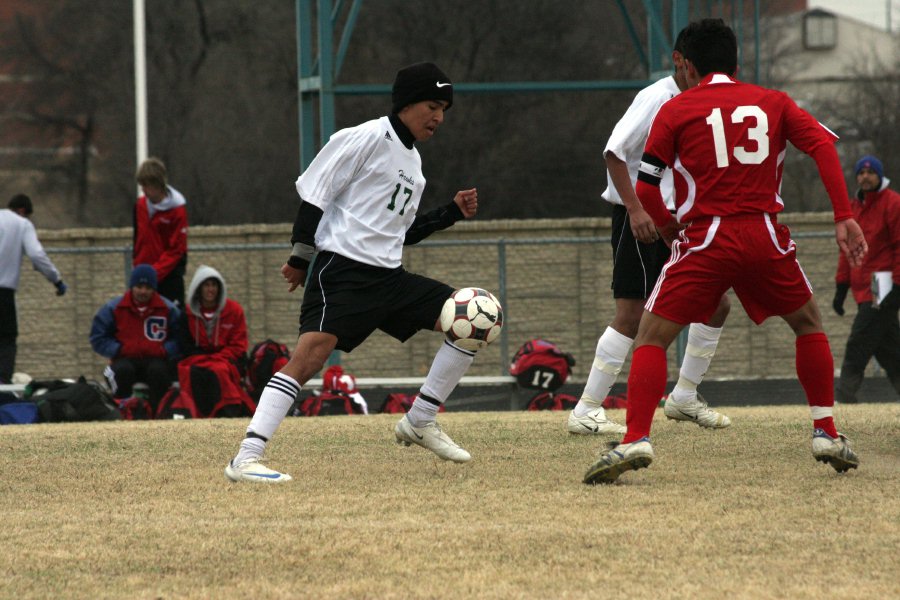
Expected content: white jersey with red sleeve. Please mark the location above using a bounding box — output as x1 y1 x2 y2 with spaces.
639 74 840 223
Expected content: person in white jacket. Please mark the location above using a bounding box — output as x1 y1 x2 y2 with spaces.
0 194 66 383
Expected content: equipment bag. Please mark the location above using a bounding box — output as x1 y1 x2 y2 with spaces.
377 393 446 414
291 391 364 417
245 339 291 401
0 391 38 425
33 377 121 422
526 391 579 411
378 393 416 414
509 339 576 391
158 360 256 419
118 396 155 420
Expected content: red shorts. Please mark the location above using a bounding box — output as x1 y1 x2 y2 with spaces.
646 214 812 325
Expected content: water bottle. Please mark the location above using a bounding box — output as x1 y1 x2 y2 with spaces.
132 383 150 401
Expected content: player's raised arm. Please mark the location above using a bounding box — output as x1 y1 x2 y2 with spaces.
403 190 473 246
453 188 478 219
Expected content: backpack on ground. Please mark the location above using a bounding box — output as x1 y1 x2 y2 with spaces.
378 393 416 414
118 395 155 420
158 359 255 419
321 365 368 414
32 377 121 422
602 393 628 409
509 339 576 391
0 391 38 425
291 390 365 417
245 339 291 401
377 392 446 414
526 391 579 411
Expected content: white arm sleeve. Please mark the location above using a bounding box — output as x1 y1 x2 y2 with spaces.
23 221 61 284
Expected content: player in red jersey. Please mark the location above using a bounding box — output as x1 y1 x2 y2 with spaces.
583 18 868 484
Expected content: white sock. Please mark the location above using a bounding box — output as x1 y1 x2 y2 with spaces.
574 327 633 417
408 340 474 426
670 322 722 404
234 373 300 463
407 395 440 428
234 437 266 465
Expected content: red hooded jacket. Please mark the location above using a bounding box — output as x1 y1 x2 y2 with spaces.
836 181 900 304
133 187 188 281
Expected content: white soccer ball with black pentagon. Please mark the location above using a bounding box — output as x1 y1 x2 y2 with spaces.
440 287 503 351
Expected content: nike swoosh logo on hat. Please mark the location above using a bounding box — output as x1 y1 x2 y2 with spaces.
436 82 452 88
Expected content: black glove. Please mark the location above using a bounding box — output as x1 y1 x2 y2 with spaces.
832 283 849 316
54 280 68 297
879 286 900 312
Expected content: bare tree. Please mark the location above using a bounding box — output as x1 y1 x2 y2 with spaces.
8 1 820 226
0 3 134 223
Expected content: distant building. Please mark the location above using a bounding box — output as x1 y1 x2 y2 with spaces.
765 8 898 102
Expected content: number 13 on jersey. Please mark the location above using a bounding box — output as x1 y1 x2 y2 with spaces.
705 105 770 168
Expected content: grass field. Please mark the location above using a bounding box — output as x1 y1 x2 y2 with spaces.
2 404 899 599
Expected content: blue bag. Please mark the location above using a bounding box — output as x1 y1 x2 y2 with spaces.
0 391 39 424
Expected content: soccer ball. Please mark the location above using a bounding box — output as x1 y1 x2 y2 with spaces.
439 287 504 351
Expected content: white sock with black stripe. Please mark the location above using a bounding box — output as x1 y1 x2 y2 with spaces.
407 340 475 427
234 373 300 464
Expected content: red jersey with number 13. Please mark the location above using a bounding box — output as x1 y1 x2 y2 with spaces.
643 73 839 223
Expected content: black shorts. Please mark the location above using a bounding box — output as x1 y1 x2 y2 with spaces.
610 204 671 299
0 288 17 337
299 251 454 353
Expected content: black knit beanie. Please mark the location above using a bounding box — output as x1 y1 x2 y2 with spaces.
391 62 453 114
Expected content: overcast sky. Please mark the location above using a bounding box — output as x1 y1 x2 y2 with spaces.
810 0 899 31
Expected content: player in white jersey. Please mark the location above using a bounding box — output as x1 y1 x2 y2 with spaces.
567 25 732 437
225 62 485 483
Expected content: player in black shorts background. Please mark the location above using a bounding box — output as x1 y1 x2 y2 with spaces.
567 25 732 438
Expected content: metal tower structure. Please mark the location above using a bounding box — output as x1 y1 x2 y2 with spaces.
296 0 760 169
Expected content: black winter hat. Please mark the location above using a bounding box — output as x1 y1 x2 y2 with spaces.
130 264 158 290
391 62 453 114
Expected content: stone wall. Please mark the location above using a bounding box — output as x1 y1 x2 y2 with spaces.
14 214 859 384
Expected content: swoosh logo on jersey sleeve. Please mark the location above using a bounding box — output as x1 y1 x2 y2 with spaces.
436 82 452 88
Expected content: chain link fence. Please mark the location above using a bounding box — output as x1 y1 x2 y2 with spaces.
12 217 860 386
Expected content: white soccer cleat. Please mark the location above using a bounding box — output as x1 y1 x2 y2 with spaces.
224 458 293 483
811 429 859 473
583 437 654 484
395 415 471 463
567 407 626 435
663 393 731 429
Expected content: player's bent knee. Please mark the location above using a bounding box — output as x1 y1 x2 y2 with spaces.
290 332 338 378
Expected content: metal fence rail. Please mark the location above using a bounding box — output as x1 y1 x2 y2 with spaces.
15 227 849 384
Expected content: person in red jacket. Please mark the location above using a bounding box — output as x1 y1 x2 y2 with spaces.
833 155 900 403
89 264 182 412
134 157 188 307
172 265 255 417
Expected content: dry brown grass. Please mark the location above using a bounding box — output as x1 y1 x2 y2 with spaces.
1 404 899 599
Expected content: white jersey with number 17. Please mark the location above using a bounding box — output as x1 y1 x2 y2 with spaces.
295 116 426 269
